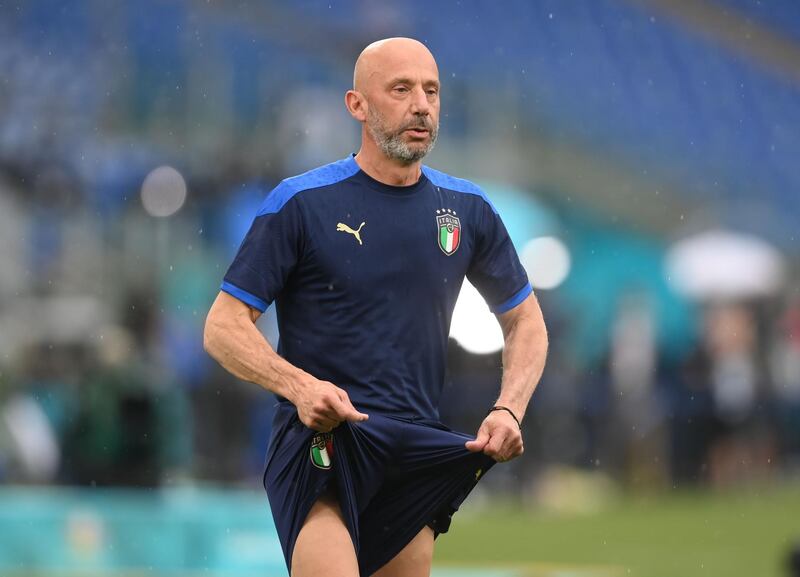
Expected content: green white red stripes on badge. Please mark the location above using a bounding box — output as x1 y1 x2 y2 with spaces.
310 433 334 469
437 212 461 255
440 224 460 254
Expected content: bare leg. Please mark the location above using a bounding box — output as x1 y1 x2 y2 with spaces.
291 491 359 577
370 526 435 577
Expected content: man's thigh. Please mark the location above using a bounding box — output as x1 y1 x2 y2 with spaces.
291 491 359 577
370 526 435 577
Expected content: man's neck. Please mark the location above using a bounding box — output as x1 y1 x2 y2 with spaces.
354 144 422 187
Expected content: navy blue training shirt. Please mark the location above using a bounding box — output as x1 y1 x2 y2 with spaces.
221 155 531 421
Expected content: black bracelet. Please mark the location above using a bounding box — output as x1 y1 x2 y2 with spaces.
488 405 522 430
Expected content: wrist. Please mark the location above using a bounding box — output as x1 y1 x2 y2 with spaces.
271 363 310 405
488 405 522 429
494 398 526 423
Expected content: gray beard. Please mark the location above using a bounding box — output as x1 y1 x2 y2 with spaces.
366 107 438 164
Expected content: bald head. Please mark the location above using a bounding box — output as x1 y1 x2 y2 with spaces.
353 37 438 93
346 37 440 167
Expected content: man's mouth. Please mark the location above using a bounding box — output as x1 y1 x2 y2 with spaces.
405 127 429 138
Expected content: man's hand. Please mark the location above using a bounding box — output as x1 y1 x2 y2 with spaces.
465 410 523 462
292 377 369 432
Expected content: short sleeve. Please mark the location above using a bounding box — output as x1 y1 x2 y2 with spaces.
467 201 532 314
220 192 304 312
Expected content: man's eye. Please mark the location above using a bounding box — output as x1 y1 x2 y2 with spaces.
394 86 409 93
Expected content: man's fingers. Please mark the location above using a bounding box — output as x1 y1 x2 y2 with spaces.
312 417 339 432
484 431 506 458
334 390 369 422
493 432 525 462
301 410 340 431
465 430 489 452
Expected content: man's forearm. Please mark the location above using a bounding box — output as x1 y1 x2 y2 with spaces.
203 302 306 402
204 292 368 431
495 294 548 423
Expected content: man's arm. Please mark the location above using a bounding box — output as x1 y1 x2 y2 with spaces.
465 291 548 461
203 291 368 431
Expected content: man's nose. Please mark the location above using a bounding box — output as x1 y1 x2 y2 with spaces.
409 85 430 115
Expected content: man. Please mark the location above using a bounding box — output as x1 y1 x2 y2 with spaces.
204 37 548 577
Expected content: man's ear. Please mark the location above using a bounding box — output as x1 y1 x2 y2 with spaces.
345 90 367 122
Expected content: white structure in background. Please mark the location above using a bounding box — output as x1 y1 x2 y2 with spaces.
1 395 60 481
449 279 505 355
141 166 187 218
665 229 785 300
449 235 571 355
521 236 571 290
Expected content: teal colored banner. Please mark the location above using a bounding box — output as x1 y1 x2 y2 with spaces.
0 487 286 576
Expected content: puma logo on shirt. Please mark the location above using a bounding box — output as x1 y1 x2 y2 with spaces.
337 221 366 245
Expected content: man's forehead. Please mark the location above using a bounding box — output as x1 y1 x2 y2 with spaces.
354 37 438 89
376 63 440 84
361 60 439 90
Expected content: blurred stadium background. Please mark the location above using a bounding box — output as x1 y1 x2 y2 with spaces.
0 0 799 576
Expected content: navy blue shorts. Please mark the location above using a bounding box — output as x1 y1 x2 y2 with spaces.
262 403 495 576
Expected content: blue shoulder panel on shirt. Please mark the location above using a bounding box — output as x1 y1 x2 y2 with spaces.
257 156 360 216
421 166 498 214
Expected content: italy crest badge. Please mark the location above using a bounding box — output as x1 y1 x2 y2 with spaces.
310 432 334 470
436 210 461 255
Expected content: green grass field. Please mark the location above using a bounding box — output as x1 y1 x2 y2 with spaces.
434 482 800 577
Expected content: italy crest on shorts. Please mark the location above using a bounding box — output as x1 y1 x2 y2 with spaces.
310 432 334 470
436 210 461 255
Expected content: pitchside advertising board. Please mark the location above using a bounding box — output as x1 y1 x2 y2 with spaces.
0 487 285 574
